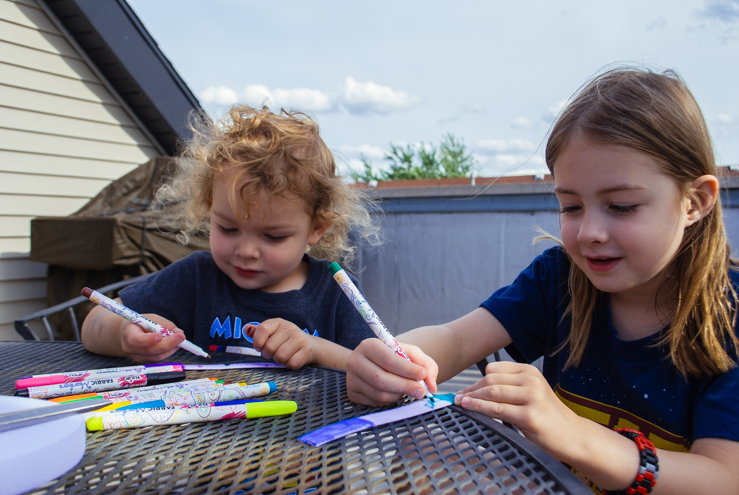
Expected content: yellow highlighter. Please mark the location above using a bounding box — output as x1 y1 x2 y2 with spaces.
86 401 298 431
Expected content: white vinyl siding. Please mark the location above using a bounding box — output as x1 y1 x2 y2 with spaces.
0 0 162 340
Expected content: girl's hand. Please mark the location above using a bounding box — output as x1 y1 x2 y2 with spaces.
346 338 438 407
454 361 581 458
119 315 185 364
246 318 318 370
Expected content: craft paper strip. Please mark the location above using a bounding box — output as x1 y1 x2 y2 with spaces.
183 363 286 370
299 393 454 447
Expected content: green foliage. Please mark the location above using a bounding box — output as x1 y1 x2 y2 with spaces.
353 133 477 182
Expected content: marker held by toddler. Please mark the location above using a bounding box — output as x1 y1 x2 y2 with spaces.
329 262 432 399
81 287 210 358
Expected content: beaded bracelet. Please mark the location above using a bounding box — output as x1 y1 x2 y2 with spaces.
602 428 659 495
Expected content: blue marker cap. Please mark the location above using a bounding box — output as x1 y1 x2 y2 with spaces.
119 399 166 410
267 382 277 393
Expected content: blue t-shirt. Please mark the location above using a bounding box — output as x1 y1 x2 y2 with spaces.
120 251 375 352
481 246 739 451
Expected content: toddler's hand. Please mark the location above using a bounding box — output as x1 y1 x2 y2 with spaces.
119 314 185 364
246 318 317 369
454 361 580 458
346 339 438 407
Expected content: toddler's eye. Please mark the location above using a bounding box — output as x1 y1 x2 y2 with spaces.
265 234 287 242
216 225 237 234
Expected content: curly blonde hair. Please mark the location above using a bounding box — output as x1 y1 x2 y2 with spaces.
157 105 380 266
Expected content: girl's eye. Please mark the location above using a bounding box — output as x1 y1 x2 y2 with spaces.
559 205 580 215
216 225 237 234
610 204 638 214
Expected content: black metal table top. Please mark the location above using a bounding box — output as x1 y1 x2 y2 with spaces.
0 341 590 494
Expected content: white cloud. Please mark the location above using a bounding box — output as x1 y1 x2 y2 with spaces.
693 1 739 40
698 1 739 23
341 77 420 115
474 153 548 177
334 143 386 160
511 117 533 129
200 85 239 105
241 84 273 107
199 78 418 116
545 100 567 122
462 104 486 114
475 138 535 154
718 113 735 125
272 88 335 112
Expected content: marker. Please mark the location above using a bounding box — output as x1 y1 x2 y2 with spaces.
49 378 220 403
116 382 277 408
15 364 184 389
85 401 298 430
55 381 232 404
208 345 261 357
14 371 187 399
329 262 432 399
81 287 210 358
80 398 266 420
26 363 181 378
117 398 264 410
63 381 271 408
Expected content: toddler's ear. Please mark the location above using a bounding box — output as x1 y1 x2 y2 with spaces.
308 213 332 246
686 175 719 226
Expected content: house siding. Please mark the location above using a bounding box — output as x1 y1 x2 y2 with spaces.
0 0 160 340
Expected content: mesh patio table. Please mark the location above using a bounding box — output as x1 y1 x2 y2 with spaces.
0 341 590 494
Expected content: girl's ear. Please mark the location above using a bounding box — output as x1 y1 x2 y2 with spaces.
685 175 719 226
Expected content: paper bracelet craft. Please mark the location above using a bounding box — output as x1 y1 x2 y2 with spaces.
299 393 455 447
183 363 286 370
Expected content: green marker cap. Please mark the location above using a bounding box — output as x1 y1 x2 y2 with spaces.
86 417 104 431
245 400 297 418
329 262 342 275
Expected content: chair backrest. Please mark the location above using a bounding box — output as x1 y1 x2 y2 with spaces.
14 274 152 341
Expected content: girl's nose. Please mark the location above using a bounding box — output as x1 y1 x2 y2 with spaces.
577 211 608 244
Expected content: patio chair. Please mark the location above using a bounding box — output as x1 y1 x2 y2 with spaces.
14 274 152 341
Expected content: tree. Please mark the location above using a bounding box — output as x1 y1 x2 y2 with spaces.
353 133 477 183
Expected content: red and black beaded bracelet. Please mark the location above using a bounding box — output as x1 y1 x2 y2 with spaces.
602 428 659 495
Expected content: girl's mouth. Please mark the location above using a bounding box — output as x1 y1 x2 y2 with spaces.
586 257 621 272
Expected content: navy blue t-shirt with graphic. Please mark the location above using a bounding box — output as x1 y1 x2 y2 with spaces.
119 251 374 352
481 246 739 450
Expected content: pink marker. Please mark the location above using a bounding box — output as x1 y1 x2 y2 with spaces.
15 364 184 389
81 287 210 358
14 371 187 399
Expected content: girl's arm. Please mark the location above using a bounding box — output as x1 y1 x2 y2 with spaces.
80 300 185 363
456 361 739 494
346 307 513 406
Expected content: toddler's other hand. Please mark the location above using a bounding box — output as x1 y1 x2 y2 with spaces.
119 314 185 363
246 318 317 369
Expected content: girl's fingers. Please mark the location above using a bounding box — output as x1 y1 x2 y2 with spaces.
454 395 520 424
458 381 533 407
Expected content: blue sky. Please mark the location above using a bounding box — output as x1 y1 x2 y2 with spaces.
127 0 739 178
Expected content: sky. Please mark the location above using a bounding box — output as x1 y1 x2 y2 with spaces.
126 0 739 179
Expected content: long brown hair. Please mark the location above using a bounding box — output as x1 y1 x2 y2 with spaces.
546 67 738 378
